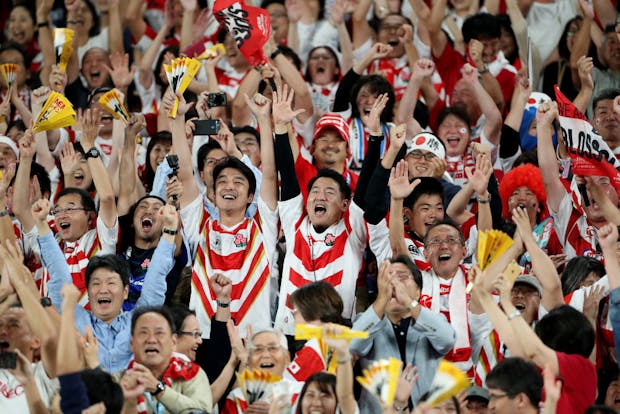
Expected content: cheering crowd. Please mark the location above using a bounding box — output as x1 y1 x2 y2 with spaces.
2 0 620 413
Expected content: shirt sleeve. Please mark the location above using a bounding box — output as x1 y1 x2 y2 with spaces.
95 215 119 255
180 194 206 257
136 237 176 308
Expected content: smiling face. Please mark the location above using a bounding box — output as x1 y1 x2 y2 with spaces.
72 154 94 190
214 167 253 213
300 381 337 414
82 48 110 89
476 35 501 64
0 307 39 359
603 31 620 71
0 48 28 89
437 114 470 157
8 6 35 47
377 15 407 58
132 197 164 243
423 224 467 279
54 193 93 242
593 98 620 149
90 90 113 136
131 312 176 373
149 141 172 172
585 175 620 224
406 194 444 238
356 84 379 120
199 148 227 190
88 268 128 323
308 47 339 86
406 149 438 178
234 132 261 168
0 143 17 170
248 332 289 376
311 129 348 169
605 377 620 412
307 177 349 230
507 186 540 223
451 79 480 121
511 283 540 325
70 0 95 35
174 314 202 362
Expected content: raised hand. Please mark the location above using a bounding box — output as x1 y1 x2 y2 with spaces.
322 323 351 359
159 204 179 230
180 0 198 12
161 88 194 118
465 153 492 196
493 273 514 307
468 39 484 67
104 52 136 89
536 101 558 127
367 43 392 62
583 284 604 323
18 129 36 160
577 56 594 90
210 273 232 302
512 206 534 242
10 349 34 387
61 282 82 308
49 65 67 92
398 24 414 45
328 0 349 26
244 93 272 121
0 163 15 204
394 364 419 407
361 93 389 135
374 260 393 308
461 63 479 84
59 141 80 176
77 108 102 151
389 124 407 152
272 83 305 126
80 326 100 369
126 113 146 138
31 86 51 107
31 198 50 224
119 368 146 401
389 160 420 200
598 223 619 252
227 320 249 366
165 176 183 207
411 58 435 82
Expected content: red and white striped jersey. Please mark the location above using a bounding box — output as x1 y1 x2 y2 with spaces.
284 338 333 382
182 195 279 339
275 195 370 335
38 217 118 308
551 192 600 260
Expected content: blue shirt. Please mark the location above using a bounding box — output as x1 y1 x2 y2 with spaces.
38 231 175 373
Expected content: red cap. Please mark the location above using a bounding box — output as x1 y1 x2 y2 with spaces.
313 113 350 144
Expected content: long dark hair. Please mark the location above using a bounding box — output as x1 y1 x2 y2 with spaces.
296 373 337 414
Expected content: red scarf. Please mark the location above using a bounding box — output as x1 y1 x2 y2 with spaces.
128 354 200 414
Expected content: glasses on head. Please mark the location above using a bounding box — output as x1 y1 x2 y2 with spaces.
52 206 87 215
178 330 202 339
408 150 436 161
252 345 282 355
426 237 462 248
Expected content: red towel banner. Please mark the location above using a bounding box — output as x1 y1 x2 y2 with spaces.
213 0 271 66
555 85 620 193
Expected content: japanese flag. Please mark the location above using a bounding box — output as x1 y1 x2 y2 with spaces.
213 0 271 66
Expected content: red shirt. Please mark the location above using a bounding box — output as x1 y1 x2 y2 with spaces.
555 351 597 414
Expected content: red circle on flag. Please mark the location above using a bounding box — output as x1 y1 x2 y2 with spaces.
415 136 427 145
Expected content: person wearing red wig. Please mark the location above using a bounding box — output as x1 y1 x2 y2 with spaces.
498 163 563 272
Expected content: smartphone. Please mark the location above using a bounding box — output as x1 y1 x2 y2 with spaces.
193 119 221 136
207 92 227 108
0 352 17 369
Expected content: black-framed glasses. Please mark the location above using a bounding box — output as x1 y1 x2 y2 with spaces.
178 330 202 339
408 150 436 161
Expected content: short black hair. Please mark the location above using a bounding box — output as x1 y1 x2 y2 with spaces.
212 157 257 197
57 187 96 213
585 405 617 414
404 177 444 210
260 0 285 7
308 168 352 200
85 255 130 288
9 161 52 199
131 305 176 335
144 131 173 191
305 46 341 82
289 281 344 324
423 218 465 246
196 140 223 173
350 75 395 124
391 254 423 290
561 256 605 296
486 357 542 407
534 304 594 358
80 369 124 414
154 45 179 88
168 303 196 334
437 106 471 131
231 125 260 147
0 41 31 71
462 13 501 44
593 88 620 112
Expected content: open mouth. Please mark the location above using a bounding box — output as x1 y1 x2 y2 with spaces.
259 362 275 369
97 298 112 305
221 192 236 200
438 254 451 262
74 171 85 181
316 66 326 74
59 222 70 230
314 205 327 216
387 40 399 47
141 217 153 231
90 71 101 82
0 341 9 351
145 347 159 355
514 303 526 311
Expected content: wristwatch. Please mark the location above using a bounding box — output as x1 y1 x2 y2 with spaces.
152 381 166 396
40 297 53 308
85 147 101 160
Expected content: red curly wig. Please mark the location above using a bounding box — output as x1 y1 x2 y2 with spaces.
498 163 548 220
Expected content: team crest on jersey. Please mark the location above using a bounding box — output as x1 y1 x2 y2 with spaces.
211 235 222 252
408 244 419 255
234 232 248 248
324 233 336 246
140 258 150 269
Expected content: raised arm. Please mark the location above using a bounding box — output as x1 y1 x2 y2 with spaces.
536 101 566 213
428 0 449 58
324 324 357 414
599 224 620 290
56 283 83 376
448 153 493 229
569 12 592 90
117 115 147 216
512 207 564 310
351 0 374 48
462 63 503 145
14 129 38 233
573 56 594 114
161 89 200 208
395 58 432 138
0 165 15 243
137 15 173 91
388 162 420 257
78 109 117 228
108 0 123 55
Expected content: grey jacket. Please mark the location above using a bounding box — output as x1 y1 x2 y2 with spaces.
350 305 456 413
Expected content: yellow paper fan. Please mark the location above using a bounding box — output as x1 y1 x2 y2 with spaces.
476 230 513 270
356 358 402 405
0 64 17 89
426 360 471 407
54 28 74 73
98 88 130 124
197 43 226 60
33 91 76 133
165 57 202 118
295 323 369 341
236 369 281 404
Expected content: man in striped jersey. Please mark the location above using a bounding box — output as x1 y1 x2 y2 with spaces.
166 90 278 340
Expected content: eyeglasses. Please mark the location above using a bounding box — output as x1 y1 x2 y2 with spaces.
205 156 227 167
488 392 510 401
426 237 462 247
408 150 436 161
178 330 202 339
52 207 87 215
252 345 282 355
511 286 540 297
